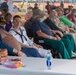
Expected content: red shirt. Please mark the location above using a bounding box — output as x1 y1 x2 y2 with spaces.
67 13 76 24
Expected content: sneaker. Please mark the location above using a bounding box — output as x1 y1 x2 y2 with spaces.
72 51 76 55
72 51 76 57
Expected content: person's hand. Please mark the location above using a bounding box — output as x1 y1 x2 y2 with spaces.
18 51 26 56
70 28 76 33
56 31 63 37
51 30 56 35
35 44 43 48
55 35 61 40
49 36 57 40
61 29 65 33
13 49 26 56
65 27 70 32
32 45 39 50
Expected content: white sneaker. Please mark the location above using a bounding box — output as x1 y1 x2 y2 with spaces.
72 51 76 57
72 51 76 55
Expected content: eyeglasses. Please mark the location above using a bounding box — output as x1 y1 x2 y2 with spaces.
15 20 22 23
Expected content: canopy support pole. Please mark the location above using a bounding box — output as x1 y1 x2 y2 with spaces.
26 0 28 13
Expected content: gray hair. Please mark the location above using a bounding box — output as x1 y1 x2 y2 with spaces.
49 10 57 14
33 10 45 19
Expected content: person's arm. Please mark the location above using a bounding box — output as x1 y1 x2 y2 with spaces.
0 41 26 56
0 33 26 56
50 30 56 35
20 42 39 50
34 43 43 48
36 30 57 40
20 42 32 48
51 30 63 37
13 48 26 56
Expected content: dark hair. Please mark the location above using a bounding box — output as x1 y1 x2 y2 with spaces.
35 3 38 5
13 15 21 20
4 13 12 20
1 8 8 13
0 17 6 24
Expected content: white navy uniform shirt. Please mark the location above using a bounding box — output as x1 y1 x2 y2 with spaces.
9 26 34 46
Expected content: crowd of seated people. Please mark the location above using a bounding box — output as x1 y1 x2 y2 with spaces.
9 15 49 58
31 10 76 59
1 4 76 59
0 17 42 57
0 11 50 58
24 6 76 59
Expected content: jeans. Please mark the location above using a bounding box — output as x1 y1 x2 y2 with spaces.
21 48 41 57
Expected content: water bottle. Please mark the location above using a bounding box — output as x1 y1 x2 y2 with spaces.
46 50 52 70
